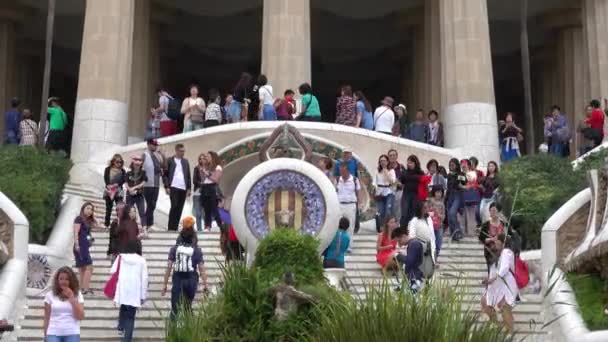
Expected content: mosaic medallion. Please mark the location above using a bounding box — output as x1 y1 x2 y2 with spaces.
245 170 326 239
27 254 52 289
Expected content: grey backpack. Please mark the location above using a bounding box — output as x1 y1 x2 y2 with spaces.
418 238 435 279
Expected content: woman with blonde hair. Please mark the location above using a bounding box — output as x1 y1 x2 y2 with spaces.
103 154 126 227
43 267 85 341
200 151 223 231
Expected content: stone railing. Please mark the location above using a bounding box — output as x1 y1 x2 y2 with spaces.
544 267 608 342
26 196 82 291
541 168 608 341
0 192 29 341
541 188 592 273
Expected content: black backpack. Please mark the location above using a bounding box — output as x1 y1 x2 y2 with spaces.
167 97 181 121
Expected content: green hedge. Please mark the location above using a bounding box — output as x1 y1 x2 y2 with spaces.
0 146 71 244
253 228 325 286
566 272 608 330
499 148 608 250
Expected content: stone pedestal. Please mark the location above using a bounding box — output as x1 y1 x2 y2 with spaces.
261 0 311 96
439 0 499 163
71 0 135 182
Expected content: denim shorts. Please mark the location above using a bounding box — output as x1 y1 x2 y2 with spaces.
226 101 242 122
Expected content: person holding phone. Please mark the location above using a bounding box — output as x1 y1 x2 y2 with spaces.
43 267 85 342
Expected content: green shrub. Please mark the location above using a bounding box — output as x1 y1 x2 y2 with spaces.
566 272 608 331
165 262 344 342
0 146 71 244
499 154 584 249
305 279 512 342
253 228 325 286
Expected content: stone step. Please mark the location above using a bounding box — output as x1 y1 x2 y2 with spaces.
18 327 165 341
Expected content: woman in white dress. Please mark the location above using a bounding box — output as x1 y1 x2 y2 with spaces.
481 233 518 333
407 201 436 265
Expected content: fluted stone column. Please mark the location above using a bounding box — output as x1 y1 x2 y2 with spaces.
583 0 608 101
128 0 151 141
0 19 16 137
261 0 311 95
439 0 499 163
71 0 135 179
413 27 426 111
557 27 589 155
424 0 441 112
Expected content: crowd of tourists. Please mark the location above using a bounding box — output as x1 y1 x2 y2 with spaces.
320 147 528 332
3 96 70 152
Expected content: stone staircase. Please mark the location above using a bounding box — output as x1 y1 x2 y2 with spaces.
16 184 548 341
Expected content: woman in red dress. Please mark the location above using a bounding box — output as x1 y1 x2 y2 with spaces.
376 216 399 274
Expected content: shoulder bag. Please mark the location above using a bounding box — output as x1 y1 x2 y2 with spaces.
103 255 121 299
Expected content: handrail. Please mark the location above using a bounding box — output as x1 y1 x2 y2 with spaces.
0 191 29 337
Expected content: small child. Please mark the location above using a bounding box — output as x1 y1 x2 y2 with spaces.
217 198 243 261
428 187 446 260
204 89 222 128
274 89 296 120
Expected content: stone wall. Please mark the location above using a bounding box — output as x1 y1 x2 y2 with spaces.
556 202 591 266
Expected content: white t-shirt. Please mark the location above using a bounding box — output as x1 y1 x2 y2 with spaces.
171 158 187 190
203 165 223 184
44 291 84 336
336 175 361 203
259 85 274 105
373 106 395 133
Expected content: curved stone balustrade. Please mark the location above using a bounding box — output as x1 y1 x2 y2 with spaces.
544 267 608 342
73 121 457 189
0 192 29 340
70 121 459 225
541 167 608 340
26 196 83 291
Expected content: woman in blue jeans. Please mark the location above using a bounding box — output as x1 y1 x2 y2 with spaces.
161 218 209 319
44 267 85 342
112 241 148 342
446 158 466 241
375 154 396 232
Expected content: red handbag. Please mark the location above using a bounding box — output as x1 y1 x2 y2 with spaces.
103 256 121 299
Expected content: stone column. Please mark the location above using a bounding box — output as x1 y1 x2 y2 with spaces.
557 26 589 155
0 18 17 137
261 0 311 95
583 0 608 101
412 27 426 112
439 0 499 163
71 0 135 178
424 0 442 112
128 0 151 141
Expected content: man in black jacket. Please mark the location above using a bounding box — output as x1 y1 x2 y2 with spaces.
163 143 191 231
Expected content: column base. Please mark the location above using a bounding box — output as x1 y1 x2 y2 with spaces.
70 98 129 186
71 98 128 162
443 102 500 164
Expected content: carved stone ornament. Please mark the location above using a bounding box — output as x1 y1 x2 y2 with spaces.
258 123 313 162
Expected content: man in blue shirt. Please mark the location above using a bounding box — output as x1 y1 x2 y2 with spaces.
323 217 351 268
4 97 21 144
333 147 358 177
